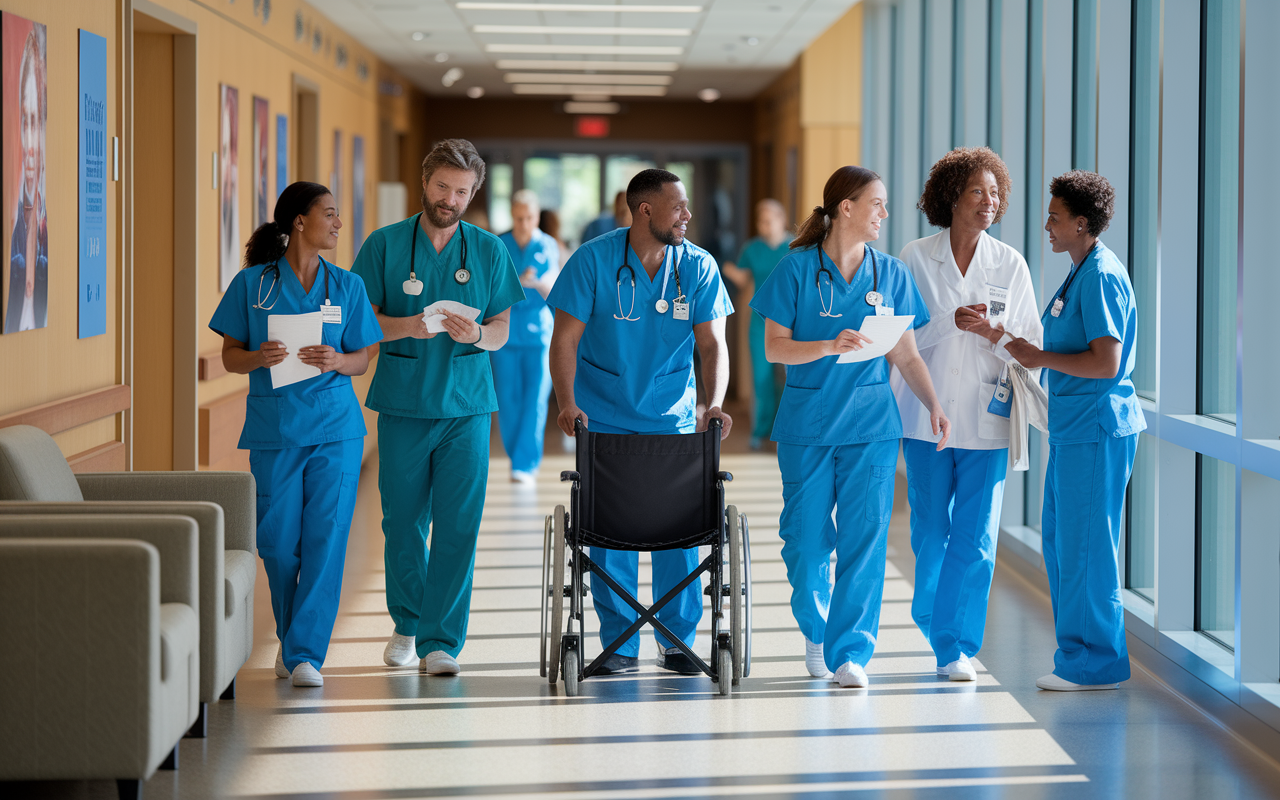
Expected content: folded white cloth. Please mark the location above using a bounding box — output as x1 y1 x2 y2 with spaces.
1009 364 1048 471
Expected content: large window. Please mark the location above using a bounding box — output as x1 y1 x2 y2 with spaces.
1129 0 1160 399
1196 454 1236 650
1126 435 1157 602
486 163 514 235
524 154 601 247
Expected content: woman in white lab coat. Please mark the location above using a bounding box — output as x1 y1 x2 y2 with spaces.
889 147 1043 681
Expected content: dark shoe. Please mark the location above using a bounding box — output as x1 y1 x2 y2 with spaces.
657 646 702 674
596 654 639 674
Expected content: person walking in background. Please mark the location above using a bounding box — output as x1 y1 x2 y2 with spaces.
539 208 570 263
581 190 632 244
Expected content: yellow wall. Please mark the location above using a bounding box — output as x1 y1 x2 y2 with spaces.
799 3 864 210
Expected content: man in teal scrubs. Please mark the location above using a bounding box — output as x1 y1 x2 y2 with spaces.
353 139 525 676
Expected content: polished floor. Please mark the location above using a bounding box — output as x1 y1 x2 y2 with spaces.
20 438 1280 800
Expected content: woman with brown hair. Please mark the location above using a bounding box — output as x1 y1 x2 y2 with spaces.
750 166 950 688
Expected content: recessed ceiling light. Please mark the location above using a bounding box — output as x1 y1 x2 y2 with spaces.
434 52 450 62
495 59 679 71
512 84 667 96
697 88 720 103
442 67 464 87
744 36 759 46
458 2 700 10
505 73 672 85
466 86 486 98
411 31 428 41
474 25 690 36
486 44 683 55
564 100 622 115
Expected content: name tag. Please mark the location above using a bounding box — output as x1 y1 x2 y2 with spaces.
321 304 342 324
875 304 893 317
673 301 689 321
987 283 1009 322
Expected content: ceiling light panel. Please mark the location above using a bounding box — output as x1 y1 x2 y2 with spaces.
485 43 683 55
495 59 679 71
504 72 673 84
473 25 691 36
457 3 701 11
512 83 667 96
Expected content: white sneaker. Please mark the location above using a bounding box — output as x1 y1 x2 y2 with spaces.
384 631 418 667
1036 673 1119 691
291 662 323 687
511 470 536 485
419 650 461 675
938 654 977 682
804 637 832 678
834 662 868 688
274 645 289 679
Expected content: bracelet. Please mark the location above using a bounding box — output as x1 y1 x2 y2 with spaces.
473 325 484 346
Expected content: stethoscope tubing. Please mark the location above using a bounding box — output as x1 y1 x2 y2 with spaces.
613 228 685 321
254 257 331 311
815 244 879 318
408 212 469 288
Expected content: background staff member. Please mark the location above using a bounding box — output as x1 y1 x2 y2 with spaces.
494 189 561 483
723 199 793 451
1004 171 1144 692
581 190 632 245
353 139 525 677
210 181 382 688
891 147 1043 682
547 168 734 675
751 166 949 689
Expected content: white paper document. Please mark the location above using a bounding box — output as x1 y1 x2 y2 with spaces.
267 311 323 389
836 314 916 363
422 300 483 333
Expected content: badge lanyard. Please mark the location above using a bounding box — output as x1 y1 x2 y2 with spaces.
1050 242 1096 317
404 213 470 296
655 245 686 316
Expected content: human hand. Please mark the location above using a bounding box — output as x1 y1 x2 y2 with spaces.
1004 337 1042 368
557 403 588 437
519 268 539 288
698 406 733 439
827 329 872 356
440 311 481 344
257 340 288 369
407 313 437 340
297 345 345 373
931 408 952 450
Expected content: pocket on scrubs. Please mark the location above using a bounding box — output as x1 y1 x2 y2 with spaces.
318 385 367 440
978 382 1011 440
652 369 693 419
660 311 694 349
1047 391 1102 444
853 383 899 440
577 357 622 412
373 352 422 415
244 396 283 447
864 464 895 523
773 385 823 442
451 351 495 411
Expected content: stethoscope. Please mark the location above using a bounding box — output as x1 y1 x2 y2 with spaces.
1049 241 1097 318
403 212 470 296
614 228 684 321
816 244 880 318
253 257 331 310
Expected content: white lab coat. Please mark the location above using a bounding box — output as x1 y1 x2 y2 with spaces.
890 228 1043 450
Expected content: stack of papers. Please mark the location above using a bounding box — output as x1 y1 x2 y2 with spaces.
422 300 482 333
836 314 915 363
267 312 324 388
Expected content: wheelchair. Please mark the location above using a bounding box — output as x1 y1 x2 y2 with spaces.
541 418 752 696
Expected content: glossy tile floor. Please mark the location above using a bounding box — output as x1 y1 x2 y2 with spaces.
24 448 1280 800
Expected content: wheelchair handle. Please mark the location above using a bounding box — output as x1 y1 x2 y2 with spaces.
560 471 580 482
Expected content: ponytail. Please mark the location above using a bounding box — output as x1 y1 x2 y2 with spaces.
242 180 332 268
790 165 882 250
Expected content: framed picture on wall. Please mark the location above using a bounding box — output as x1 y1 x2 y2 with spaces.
219 84 240 292
252 96 269 230
276 113 287 199
78 29 107 339
2 12 48 334
352 135 364 256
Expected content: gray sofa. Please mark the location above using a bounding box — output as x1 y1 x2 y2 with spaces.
0 514 201 800
0 425 256 734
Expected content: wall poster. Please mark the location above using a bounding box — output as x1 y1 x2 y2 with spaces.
2 12 47 334
275 113 288 199
219 83 239 291
252 96 269 230
78 29 106 339
352 135 365 257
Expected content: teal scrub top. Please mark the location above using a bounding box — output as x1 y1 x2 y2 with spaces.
1041 241 1146 445
352 216 525 419
209 257 383 450
498 228 559 348
736 235 793 286
546 226 734 433
750 244 930 447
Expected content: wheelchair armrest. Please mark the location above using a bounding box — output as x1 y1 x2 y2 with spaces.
560 471 580 482
718 471 733 482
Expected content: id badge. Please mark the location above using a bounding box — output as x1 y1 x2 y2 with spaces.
1050 298 1064 317
321 303 342 324
986 284 1009 324
987 364 1013 418
875 304 893 317
673 301 690 321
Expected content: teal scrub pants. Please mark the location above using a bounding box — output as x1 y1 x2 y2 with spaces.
777 439 898 671
492 343 552 474
1042 434 1138 685
748 314 782 441
250 437 363 672
587 419 702 656
377 412 490 658
903 440 1007 667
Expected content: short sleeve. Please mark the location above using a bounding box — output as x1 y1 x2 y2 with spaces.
1080 269 1127 344
749 256 799 330
543 238 561 274
339 273 383 352
888 261 931 330
351 229 387 308
209 269 250 342
546 245 597 324
484 241 526 319
691 251 734 325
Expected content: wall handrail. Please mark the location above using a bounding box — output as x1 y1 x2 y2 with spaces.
0 385 132 437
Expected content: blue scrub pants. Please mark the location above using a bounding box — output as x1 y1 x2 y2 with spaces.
748 314 782 441
250 437 363 672
1042 434 1139 685
492 343 552 474
378 412 490 658
903 440 1008 667
777 439 898 671
587 419 702 656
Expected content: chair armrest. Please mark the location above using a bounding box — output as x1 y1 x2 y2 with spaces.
0 515 199 610
76 471 256 553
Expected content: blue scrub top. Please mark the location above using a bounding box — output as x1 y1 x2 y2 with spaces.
580 213 617 245
498 228 559 348
736 235 793 286
352 217 526 419
209 258 383 450
1041 241 1146 445
547 226 734 433
750 244 930 447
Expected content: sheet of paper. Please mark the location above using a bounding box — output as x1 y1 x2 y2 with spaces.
835 314 915 363
422 300 483 333
267 311 324 389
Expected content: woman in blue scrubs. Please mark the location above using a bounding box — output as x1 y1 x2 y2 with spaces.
751 166 951 688
1004 171 1145 691
211 181 382 688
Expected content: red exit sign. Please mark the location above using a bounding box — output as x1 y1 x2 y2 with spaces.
574 115 610 138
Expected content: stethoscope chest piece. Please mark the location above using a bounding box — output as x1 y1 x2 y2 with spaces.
655 299 669 314
865 290 883 307
403 274 423 296
454 267 471 285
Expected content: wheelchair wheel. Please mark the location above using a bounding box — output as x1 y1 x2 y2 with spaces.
717 647 732 696
547 505 567 686
741 511 753 678
563 649 581 697
727 505 746 684
540 514 553 678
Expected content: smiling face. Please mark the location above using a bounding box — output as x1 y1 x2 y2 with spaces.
1044 196 1087 254
295 193 341 251
422 165 477 228
954 169 999 233
642 180 691 246
19 67 40 202
838 179 888 242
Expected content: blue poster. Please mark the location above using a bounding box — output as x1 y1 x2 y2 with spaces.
276 114 288 198
78 30 107 338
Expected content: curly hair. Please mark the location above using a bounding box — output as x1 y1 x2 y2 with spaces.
1049 170 1115 236
917 146 1012 229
